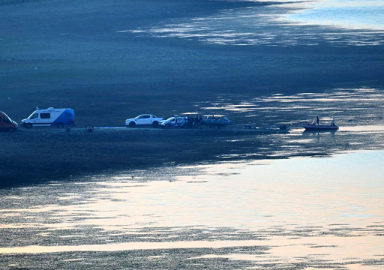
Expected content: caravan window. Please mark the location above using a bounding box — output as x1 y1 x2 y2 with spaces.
40 113 50 119
30 113 38 119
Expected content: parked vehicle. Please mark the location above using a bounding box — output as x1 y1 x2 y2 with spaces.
160 116 188 129
0 111 18 132
125 114 163 128
21 107 75 128
202 116 232 128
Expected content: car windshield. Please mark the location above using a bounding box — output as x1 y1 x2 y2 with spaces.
166 117 175 121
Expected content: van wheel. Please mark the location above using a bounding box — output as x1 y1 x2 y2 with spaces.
26 124 32 129
152 121 159 128
57 123 64 128
128 122 136 128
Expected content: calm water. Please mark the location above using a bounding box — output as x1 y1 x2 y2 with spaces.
1 86 384 268
197 87 384 161
123 0 384 46
1 0 383 268
0 150 383 269
285 0 384 30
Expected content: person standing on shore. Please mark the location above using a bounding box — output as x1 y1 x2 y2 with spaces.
194 115 199 128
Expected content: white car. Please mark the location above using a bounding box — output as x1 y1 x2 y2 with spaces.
125 114 163 128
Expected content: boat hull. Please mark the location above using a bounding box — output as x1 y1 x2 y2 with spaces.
303 124 339 131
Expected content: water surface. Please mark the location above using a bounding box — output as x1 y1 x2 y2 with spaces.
285 0 384 30
1 150 383 269
122 0 384 46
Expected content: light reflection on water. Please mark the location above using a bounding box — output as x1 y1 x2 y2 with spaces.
1 88 384 268
199 87 384 129
0 151 384 268
284 0 384 30
198 87 384 159
120 0 384 46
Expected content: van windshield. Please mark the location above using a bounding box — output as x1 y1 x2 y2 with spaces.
29 113 38 119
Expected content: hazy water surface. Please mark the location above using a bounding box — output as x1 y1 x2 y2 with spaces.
1 83 384 268
123 0 384 46
285 0 384 30
0 150 383 269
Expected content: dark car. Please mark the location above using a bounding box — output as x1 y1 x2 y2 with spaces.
0 111 18 132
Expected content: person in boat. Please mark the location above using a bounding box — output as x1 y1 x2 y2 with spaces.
331 119 335 126
316 116 319 125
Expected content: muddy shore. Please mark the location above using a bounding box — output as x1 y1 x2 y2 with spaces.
1 127 271 187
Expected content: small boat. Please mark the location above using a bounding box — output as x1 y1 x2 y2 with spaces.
303 118 339 131
303 124 339 131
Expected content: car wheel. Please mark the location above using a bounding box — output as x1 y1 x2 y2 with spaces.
128 122 136 128
165 124 171 129
152 121 159 128
9 127 15 132
57 123 64 128
26 123 32 129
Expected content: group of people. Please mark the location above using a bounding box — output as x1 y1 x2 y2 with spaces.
176 115 204 128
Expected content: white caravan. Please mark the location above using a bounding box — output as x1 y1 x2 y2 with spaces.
21 107 75 128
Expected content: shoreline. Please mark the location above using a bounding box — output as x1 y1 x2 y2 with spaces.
1 0 384 186
2 122 384 187
0 127 266 187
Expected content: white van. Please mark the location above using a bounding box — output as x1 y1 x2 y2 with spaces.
21 107 75 128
